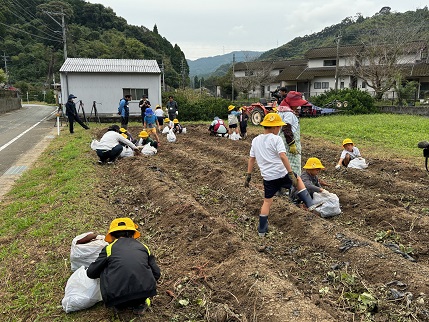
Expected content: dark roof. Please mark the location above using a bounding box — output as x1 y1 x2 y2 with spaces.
275 64 308 81
234 59 307 71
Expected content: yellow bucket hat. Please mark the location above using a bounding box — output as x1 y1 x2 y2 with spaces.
119 127 127 133
121 133 128 139
173 118 179 124
260 113 285 127
164 117 170 122
228 105 236 111
342 138 354 146
105 217 140 243
138 130 148 138
303 157 325 170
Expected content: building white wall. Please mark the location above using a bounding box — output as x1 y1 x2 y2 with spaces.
60 72 161 114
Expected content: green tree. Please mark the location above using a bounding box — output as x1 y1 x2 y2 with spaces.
0 68 8 84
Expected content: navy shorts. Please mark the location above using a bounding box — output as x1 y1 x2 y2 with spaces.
229 124 237 129
263 174 294 199
157 116 164 125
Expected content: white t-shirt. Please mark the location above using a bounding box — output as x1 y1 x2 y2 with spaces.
250 133 287 181
340 146 360 159
94 131 137 151
154 109 164 117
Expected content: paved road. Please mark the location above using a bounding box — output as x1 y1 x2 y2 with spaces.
0 105 58 198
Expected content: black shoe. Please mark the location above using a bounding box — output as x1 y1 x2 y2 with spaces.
132 303 148 316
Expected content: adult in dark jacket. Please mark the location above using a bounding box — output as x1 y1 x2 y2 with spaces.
65 94 89 133
87 217 161 315
138 95 151 126
166 95 178 120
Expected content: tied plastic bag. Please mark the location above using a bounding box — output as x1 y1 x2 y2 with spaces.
142 143 157 155
230 132 241 140
162 126 170 134
167 129 176 143
120 146 134 158
312 191 341 218
70 232 108 272
182 127 187 134
62 266 103 313
348 157 368 169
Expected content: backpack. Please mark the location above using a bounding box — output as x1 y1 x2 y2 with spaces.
213 120 225 132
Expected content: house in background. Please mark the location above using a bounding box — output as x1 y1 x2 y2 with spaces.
233 44 429 101
59 58 161 114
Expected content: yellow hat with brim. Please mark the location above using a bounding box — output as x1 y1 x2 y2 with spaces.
342 138 354 146
164 118 170 122
105 217 140 243
139 130 148 138
119 127 127 133
303 157 325 169
228 105 235 111
260 113 285 127
173 119 179 124
121 133 128 139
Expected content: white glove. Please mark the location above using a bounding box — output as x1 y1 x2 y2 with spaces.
176 111 178 115
335 164 341 170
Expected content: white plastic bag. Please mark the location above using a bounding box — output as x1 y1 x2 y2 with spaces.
182 127 187 134
312 191 341 218
167 129 176 143
348 157 368 169
230 132 241 140
62 266 103 313
120 146 134 158
142 143 157 155
162 126 170 134
70 232 108 272
90 140 100 150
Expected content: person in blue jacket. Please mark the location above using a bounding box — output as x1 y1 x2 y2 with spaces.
87 217 161 316
118 94 131 129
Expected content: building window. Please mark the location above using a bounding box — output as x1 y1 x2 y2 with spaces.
323 59 336 66
340 82 344 89
322 82 329 89
314 82 321 89
361 82 367 89
244 70 254 76
123 88 148 100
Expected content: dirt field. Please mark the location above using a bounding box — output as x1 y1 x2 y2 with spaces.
91 124 429 322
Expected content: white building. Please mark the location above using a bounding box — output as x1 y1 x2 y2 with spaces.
59 58 161 114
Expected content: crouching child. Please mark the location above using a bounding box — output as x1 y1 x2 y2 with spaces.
87 217 161 316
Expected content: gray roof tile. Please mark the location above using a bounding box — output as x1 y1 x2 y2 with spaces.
59 58 161 73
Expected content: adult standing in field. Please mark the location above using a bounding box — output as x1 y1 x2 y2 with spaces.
277 91 307 176
65 94 89 134
166 96 178 121
276 86 288 105
139 95 151 126
118 94 131 129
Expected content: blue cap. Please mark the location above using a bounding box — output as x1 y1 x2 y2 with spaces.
68 94 77 99
145 108 153 115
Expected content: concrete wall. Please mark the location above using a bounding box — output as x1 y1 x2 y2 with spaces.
379 105 429 116
0 98 21 114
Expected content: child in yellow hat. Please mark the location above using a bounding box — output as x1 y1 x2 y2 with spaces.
335 138 362 170
244 113 319 237
87 217 160 316
227 105 241 138
299 157 330 197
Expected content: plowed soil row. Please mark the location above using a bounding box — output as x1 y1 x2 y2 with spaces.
94 124 429 322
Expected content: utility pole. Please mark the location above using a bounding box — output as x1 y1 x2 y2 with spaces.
2 52 9 74
334 34 342 91
43 10 67 60
160 60 165 91
231 53 235 101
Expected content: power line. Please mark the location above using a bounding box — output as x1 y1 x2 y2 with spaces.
0 22 62 43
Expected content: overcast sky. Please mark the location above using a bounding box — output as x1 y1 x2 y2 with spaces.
87 0 426 60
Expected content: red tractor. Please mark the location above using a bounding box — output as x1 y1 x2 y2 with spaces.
242 98 278 125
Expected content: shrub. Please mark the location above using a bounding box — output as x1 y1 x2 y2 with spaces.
310 89 378 114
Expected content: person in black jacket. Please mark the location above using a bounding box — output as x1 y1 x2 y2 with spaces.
87 217 161 315
65 94 89 133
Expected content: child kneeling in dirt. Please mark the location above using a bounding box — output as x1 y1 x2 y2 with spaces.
137 130 158 149
244 113 319 237
87 217 161 316
335 138 365 169
298 157 330 197
209 117 228 137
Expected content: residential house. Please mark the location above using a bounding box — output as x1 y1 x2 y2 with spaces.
59 58 162 114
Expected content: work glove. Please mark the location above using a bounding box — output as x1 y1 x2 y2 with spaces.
289 143 297 154
244 173 251 188
176 111 179 115
335 164 341 170
288 172 298 188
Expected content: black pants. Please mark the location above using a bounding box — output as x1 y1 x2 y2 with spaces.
68 114 89 133
121 116 129 129
96 145 123 162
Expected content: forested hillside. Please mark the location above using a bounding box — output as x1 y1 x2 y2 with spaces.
260 7 429 60
0 0 188 91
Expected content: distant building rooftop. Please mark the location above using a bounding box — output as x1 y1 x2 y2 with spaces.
60 58 161 73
